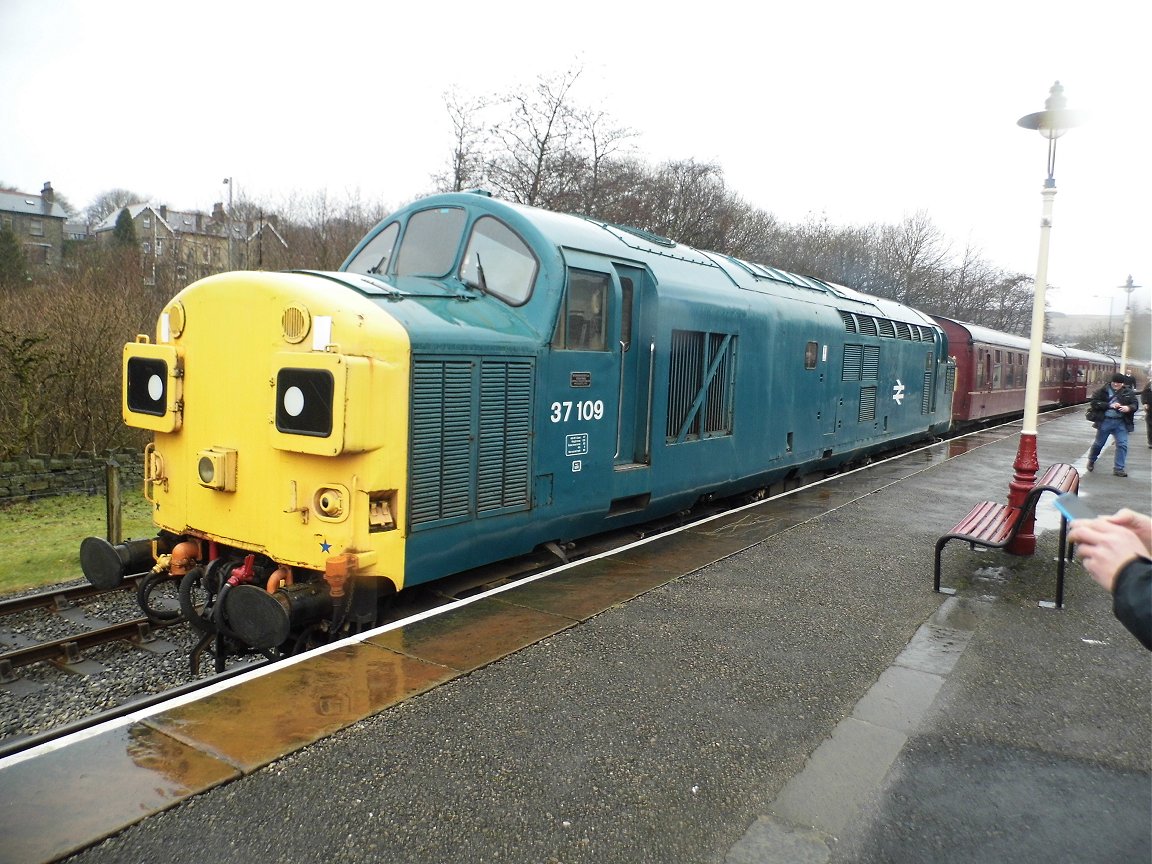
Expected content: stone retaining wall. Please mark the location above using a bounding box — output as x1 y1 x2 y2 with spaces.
0 450 143 503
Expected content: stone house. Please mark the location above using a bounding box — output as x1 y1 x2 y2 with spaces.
0 181 68 267
94 202 288 284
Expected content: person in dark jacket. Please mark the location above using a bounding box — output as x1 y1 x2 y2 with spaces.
1141 378 1151 448
1086 372 1140 476
1069 509 1152 650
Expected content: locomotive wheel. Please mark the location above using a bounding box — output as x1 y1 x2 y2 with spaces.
136 571 182 625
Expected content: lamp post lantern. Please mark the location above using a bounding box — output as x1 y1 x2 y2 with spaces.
1007 82 1084 555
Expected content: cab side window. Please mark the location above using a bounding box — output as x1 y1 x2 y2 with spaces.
554 270 609 351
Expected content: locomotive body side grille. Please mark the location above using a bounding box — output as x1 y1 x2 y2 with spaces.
666 330 736 443
411 359 474 525
410 356 534 528
859 386 877 422
842 345 863 381
478 360 533 514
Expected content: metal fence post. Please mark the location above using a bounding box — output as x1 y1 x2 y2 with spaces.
105 461 122 544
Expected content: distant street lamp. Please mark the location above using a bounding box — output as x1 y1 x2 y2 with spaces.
223 177 234 270
1007 82 1084 556
1119 275 1140 375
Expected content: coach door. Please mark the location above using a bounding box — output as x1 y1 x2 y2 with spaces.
612 264 654 470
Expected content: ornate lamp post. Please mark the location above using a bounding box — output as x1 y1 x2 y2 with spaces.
1118 275 1140 375
1007 82 1083 555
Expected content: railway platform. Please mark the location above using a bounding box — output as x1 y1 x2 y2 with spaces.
2 406 1149 864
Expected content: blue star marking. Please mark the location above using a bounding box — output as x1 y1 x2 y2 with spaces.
320 540 332 553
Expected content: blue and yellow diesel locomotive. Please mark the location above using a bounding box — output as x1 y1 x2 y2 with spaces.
83 191 954 653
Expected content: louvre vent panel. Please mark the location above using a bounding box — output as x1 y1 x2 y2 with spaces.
894 321 911 340
878 318 896 338
857 316 878 337
862 345 880 379
410 357 534 528
843 345 863 381
922 371 933 413
477 361 533 513
839 311 858 333
410 360 474 524
859 386 877 422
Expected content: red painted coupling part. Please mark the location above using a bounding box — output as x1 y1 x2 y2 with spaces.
227 553 257 587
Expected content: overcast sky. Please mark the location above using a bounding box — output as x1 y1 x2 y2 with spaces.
2 0 1146 316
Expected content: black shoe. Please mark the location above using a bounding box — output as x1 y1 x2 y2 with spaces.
1087 462 1095 472
1114 469 1128 477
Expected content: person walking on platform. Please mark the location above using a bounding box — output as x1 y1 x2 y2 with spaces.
1086 372 1139 476
1140 378 1152 448
1069 509 1152 650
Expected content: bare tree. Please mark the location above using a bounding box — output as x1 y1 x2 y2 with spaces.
85 189 149 226
434 88 491 193
572 108 637 216
876 211 951 307
484 67 585 208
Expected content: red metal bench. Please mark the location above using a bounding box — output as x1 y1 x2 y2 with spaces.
934 462 1080 608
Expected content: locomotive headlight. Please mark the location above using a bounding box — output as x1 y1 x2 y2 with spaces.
126 358 168 416
196 447 237 492
276 368 334 437
270 352 382 456
122 339 182 432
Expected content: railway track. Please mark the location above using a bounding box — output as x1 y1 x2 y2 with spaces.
0 574 184 679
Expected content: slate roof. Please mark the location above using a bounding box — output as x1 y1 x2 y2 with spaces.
0 189 68 219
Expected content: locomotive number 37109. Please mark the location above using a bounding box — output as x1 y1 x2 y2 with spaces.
550 400 605 423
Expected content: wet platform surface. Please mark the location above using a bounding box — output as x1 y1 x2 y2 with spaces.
2 407 1148 864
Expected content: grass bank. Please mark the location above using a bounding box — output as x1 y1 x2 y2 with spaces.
0 493 155 594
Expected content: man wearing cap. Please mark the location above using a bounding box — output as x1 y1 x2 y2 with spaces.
1086 372 1140 477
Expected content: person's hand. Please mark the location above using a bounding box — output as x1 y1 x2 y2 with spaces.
1104 509 1152 553
1069 516 1149 592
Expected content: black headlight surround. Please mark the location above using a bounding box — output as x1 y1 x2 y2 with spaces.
276 368 335 437
126 357 168 417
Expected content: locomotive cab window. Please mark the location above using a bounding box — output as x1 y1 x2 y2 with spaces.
553 270 609 351
345 222 400 276
394 207 466 277
458 216 538 305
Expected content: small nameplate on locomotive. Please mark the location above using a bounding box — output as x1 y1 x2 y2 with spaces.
570 372 591 388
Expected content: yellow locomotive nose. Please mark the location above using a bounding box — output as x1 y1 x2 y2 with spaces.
119 270 410 588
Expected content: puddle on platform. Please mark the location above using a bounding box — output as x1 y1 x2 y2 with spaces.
972 566 1013 584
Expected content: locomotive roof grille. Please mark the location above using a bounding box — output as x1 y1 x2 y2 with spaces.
606 222 676 247
840 311 937 342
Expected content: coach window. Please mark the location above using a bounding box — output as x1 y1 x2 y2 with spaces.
553 269 609 351
458 216 538 305
346 222 400 276
394 207 466 277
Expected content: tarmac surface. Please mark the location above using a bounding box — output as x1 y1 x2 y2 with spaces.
7 408 1152 864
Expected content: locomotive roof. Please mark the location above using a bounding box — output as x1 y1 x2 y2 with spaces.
377 192 938 330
